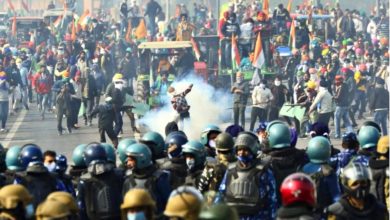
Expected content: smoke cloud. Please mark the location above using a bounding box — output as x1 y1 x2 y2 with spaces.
139 74 232 139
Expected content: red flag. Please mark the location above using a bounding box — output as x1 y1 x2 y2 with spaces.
252 33 265 68
287 0 293 13
21 0 29 12
191 38 201 61
11 16 16 36
7 0 15 12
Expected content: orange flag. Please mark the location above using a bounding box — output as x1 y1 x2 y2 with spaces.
287 0 293 13
135 19 147 40
125 22 132 43
71 20 77 41
11 15 16 36
252 33 265 68
263 0 269 19
289 19 296 49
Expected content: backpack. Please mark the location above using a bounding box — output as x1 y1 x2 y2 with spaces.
309 164 334 210
18 172 58 208
122 170 164 199
81 171 123 220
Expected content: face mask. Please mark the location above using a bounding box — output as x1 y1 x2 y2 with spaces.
236 78 242 83
351 186 370 200
186 158 195 170
16 64 22 69
237 154 254 164
81 44 86 49
114 82 124 90
259 83 265 89
127 211 146 220
25 204 34 218
208 140 216 148
274 80 281 86
44 162 56 172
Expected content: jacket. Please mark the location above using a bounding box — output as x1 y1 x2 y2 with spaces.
90 103 115 128
369 85 389 111
232 81 250 105
32 72 53 94
310 87 333 114
334 83 350 107
252 85 273 109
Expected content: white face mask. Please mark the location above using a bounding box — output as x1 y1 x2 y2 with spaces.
208 140 216 148
259 83 266 89
274 80 281 86
186 158 195 170
16 64 22 69
44 162 56 172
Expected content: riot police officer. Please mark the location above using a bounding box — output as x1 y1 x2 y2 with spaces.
277 173 317 220
4 145 24 185
140 131 166 162
160 131 188 189
217 132 278 219
36 199 72 220
122 143 171 213
302 136 341 215
117 138 137 168
326 163 387 219
14 144 65 209
357 124 381 166
68 144 88 189
263 121 307 202
121 189 156 220
47 192 79 219
0 184 34 220
200 124 222 157
182 141 206 187
77 143 124 220
54 154 76 197
369 136 389 210
198 132 236 193
164 186 204 220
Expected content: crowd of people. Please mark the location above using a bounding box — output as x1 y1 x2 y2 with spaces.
0 0 388 219
0 120 388 219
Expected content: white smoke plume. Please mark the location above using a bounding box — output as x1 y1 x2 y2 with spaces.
139 74 232 139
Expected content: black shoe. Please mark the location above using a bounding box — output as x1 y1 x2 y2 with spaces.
67 128 72 134
352 123 358 127
58 130 63 136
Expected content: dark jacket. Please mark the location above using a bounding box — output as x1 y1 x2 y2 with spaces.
369 85 389 110
119 57 137 79
334 83 350 107
221 21 241 38
90 103 115 128
105 82 125 109
232 81 250 105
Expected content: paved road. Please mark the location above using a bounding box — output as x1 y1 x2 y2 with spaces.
0 101 374 161
0 104 142 159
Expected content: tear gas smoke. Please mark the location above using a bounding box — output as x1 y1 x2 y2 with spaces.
139 74 232 139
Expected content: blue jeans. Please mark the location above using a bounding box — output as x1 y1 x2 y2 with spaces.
353 91 366 117
374 110 388 135
0 101 9 129
114 110 123 136
38 93 49 116
334 106 353 138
